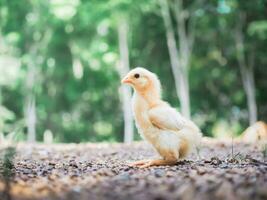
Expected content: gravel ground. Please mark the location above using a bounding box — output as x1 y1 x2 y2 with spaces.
0 139 267 200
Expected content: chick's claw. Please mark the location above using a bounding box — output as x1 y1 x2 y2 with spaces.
140 159 177 168
130 159 178 168
139 161 154 168
129 159 151 167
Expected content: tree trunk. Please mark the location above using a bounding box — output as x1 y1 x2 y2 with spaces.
26 94 36 142
159 0 191 118
117 19 134 143
173 0 193 118
24 24 51 143
235 13 257 125
246 68 257 124
25 55 37 143
239 62 257 125
25 40 39 143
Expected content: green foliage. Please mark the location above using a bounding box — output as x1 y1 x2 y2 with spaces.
0 0 266 142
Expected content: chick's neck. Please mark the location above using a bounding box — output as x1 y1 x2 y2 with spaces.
135 86 161 107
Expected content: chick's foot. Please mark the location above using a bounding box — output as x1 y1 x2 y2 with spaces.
131 159 177 168
129 159 151 167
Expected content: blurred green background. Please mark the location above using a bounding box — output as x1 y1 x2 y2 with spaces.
0 0 266 143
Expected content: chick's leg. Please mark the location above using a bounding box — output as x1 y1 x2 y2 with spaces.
139 159 177 168
138 150 179 168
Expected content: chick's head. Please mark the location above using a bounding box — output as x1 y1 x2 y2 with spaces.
121 67 161 94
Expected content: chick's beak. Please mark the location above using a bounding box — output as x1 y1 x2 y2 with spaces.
121 75 132 84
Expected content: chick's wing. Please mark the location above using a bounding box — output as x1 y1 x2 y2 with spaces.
148 106 187 131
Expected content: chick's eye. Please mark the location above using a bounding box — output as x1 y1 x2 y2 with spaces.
134 73 140 79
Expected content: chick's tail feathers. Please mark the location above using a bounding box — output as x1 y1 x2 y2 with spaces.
178 127 202 158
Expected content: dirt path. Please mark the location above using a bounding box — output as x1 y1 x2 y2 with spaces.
0 139 267 200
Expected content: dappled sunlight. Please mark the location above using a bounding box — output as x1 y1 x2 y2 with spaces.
50 0 80 20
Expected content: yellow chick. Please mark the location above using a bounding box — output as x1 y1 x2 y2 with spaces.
242 121 267 143
121 67 202 168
